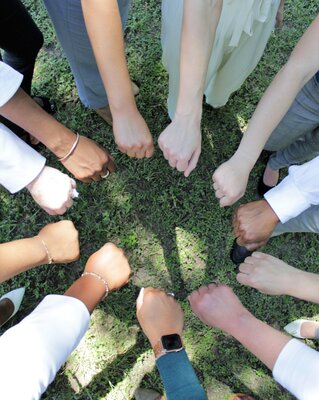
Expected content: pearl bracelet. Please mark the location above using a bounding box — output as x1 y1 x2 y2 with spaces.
36 235 53 264
58 133 80 162
81 271 109 299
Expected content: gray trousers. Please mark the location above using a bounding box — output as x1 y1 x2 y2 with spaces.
266 75 319 235
43 0 131 109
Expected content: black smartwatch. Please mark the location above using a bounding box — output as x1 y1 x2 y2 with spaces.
153 334 184 359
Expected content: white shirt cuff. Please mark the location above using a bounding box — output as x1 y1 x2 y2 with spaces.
0 123 46 193
264 176 310 223
0 61 23 107
273 339 319 400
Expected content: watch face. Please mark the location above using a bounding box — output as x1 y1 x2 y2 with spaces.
161 334 183 350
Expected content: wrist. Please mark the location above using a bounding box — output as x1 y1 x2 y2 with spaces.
232 149 256 171
223 310 254 339
30 236 51 265
152 333 184 360
175 103 202 123
48 129 77 159
109 95 137 116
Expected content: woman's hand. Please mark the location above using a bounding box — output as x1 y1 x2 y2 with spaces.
37 220 80 263
212 154 251 207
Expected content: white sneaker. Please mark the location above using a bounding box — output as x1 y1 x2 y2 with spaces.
0 287 25 327
284 319 312 339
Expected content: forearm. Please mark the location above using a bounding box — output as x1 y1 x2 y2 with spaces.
285 270 319 304
0 89 75 158
81 0 135 113
0 237 48 283
156 350 207 400
228 312 291 370
235 15 319 169
235 64 308 168
176 0 222 117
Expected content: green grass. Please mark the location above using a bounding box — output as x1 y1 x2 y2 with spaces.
1 1 319 398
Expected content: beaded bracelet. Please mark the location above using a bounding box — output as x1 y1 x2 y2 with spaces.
58 133 80 162
36 235 53 264
81 271 110 299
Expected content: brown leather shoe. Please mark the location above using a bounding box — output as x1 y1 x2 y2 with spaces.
94 81 139 126
94 105 113 126
134 388 164 400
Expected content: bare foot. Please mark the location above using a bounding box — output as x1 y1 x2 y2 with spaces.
236 252 301 296
300 321 319 339
263 163 279 187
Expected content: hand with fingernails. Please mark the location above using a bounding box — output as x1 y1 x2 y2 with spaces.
26 166 78 215
136 288 184 349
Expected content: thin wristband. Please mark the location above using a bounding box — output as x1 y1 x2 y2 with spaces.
58 133 80 162
81 271 109 299
36 235 53 264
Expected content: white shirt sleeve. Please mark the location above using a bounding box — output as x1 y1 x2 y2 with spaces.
273 339 319 400
264 156 319 223
0 123 46 193
0 295 90 400
0 61 23 107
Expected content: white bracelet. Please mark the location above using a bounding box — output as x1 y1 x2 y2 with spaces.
36 235 53 264
81 271 109 299
58 133 80 162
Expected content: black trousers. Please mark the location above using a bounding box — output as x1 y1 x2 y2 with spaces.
0 0 43 95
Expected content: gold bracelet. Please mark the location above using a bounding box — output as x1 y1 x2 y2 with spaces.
81 271 109 299
36 235 53 264
58 133 80 162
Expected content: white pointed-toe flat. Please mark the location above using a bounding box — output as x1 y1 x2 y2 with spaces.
0 287 25 328
284 319 316 339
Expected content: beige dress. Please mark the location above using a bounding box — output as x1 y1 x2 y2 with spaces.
162 0 280 118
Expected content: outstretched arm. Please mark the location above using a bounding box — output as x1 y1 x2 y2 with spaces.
159 0 223 177
189 284 319 399
0 243 130 399
213 14 319 206
0 221 79 283
81 0 154 159
0 88 115 182
237 252 319 304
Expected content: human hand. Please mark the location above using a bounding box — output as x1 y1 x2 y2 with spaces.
189 284 250 335
61 135 116 182
37 220 80 263
84 243 131 291
136 288 184 348
26 166 78 215
158 114 201 177
112 108 154 158
237 252 297 296
233 200 279 250
212 154 251 207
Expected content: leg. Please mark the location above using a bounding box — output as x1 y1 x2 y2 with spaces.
43 0 131 109
265 76 319 170
272 204 319 236
0 0 43 95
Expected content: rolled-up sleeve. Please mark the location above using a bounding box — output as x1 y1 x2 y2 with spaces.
0 295 90 400
273 339 319 400
0 61 23 107
264 156 319 223
0 123 46 193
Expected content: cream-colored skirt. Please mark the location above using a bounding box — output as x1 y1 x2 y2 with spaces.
162 0 280 118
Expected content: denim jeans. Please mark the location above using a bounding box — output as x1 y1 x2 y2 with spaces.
43 0 131 109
